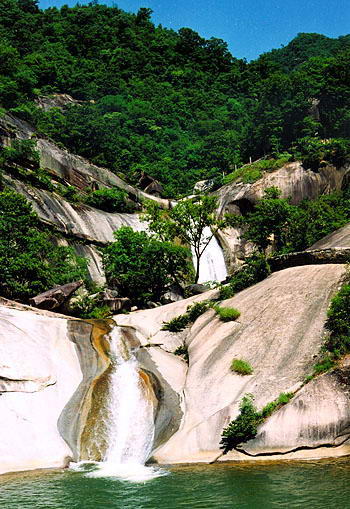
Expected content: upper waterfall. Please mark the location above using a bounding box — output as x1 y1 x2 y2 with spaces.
194 227 228 283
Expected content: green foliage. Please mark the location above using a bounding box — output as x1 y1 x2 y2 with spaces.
162 314 190 332
0 189 89 301
220 395 261 453
325 283 350 355
223 154 292 185
173 342 189 364
144 196 220 283
292 137 350 170
260 392 294 418
230 187 350 255
0 3 347 195
221 392 294 453
162 299 211 332
230 359 253 375
220 253 271 299
85 187 136 213
214 305 240 322
313 355 336 375
103 226 192 306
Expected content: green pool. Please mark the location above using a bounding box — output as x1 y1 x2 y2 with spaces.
0 458 349 509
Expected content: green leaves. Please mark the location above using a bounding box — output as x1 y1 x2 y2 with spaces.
0 190 89 301
102 226 192 306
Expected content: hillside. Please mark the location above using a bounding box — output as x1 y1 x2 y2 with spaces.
0 1 349 195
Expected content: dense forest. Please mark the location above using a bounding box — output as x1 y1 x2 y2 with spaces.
0 0 349 196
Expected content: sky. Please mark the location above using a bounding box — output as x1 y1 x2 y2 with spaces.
38 0 350 60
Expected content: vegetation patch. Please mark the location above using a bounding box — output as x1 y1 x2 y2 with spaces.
173 343 189 364
162 300 211 332
220 392 294 454
230 359 253 375
0 189 89 302
223 153 292 185
220 253 271 300
85 187 137 213
214 305 240 322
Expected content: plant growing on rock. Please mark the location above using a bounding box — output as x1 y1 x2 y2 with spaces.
230 359 253 375
162 300 212 332
173 342 189 364
214 305 240 322
220 392 294 454
85 187 136 213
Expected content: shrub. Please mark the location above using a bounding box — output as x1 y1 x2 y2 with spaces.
186 300 211 321
103 226 192 306
325 283 350 356
173 343 189 364
162 300 211 332
85 187 136 213
230 359 253 375
313 355 335 375
220 253 271 299
220 394 260 453
162 314 190 332
214 305 240 322
221 392 294 453
223 154 292 185
260 392 294 418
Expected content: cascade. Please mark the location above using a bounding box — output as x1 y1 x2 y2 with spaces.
193 227 228 283
74 327 164 481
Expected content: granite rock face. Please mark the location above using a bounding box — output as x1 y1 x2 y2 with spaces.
118 264 350 464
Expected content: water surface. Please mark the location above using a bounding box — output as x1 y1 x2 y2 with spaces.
0 458 349 509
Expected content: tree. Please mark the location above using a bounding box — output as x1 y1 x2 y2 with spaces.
143 195 222 283
0 190 89 301
102 226 192 306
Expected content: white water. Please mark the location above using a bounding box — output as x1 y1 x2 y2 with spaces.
193 227 228 283
74 327 165 482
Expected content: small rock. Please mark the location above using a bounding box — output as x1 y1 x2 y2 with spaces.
185 283 210 296
131 306 138 312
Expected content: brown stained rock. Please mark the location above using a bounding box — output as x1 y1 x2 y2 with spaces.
29 281 83 310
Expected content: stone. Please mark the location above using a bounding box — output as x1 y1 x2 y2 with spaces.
193 179 214 193
29 281 83 310
103 296 131 313
185 283 211 296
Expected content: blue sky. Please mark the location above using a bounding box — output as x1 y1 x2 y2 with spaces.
38 0 350 60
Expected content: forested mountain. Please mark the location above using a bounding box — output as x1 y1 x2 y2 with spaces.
0 0 349 195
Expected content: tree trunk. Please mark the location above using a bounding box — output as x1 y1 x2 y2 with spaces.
194 255 201 283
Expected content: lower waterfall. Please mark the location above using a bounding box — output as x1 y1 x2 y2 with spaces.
73 327 165 482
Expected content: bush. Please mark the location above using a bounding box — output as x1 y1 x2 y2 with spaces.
85 187 136 213
214 305 240 322
103 226 192 306
223 154 292 185
325 283 350 356
162 314 190 332
220 253 271 299
0 189 89 301
173 343 189 364
230 359 253 375
260 392 294 418
221 392 294 453
162 300 211 332
220 394 260 453
313 356 335 375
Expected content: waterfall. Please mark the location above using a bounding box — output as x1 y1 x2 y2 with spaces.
73 327 165 481
103 327 154 466
193 227 228 283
